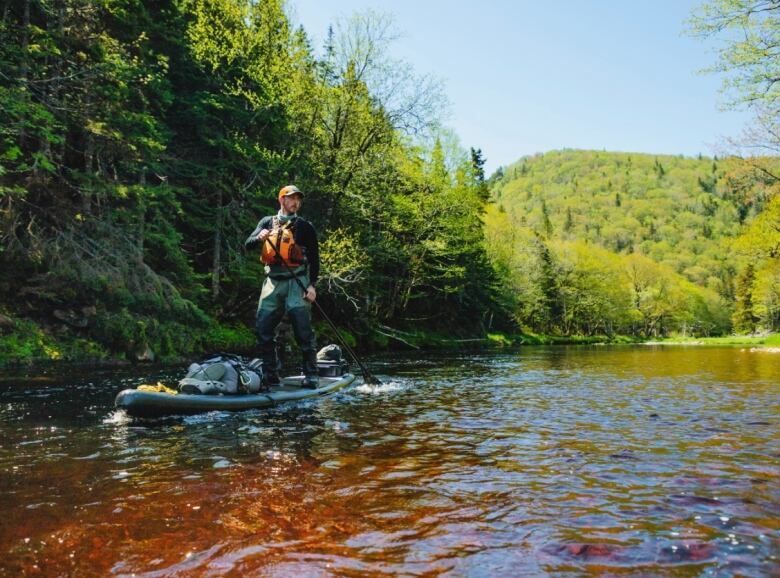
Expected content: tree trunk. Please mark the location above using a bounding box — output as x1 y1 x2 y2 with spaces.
212 189 223 301
18 0 30 149
137 168 146 254
20 0 30 82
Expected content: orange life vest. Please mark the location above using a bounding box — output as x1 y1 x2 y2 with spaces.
261 218 306 267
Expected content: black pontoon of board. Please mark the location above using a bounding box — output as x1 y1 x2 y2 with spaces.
115 374 356 418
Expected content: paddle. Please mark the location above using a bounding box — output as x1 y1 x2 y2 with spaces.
262 236 382 385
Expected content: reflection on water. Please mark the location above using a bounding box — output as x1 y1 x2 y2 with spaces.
0 346 778 576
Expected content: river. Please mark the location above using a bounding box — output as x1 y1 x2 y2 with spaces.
0 346 778 576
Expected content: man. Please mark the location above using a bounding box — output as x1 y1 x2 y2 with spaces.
245 185 320 388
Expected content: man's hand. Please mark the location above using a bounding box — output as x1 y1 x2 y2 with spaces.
304 285 317 303
257 229 270 242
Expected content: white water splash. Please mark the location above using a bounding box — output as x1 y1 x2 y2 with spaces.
325 419 349 433
103 410 132 425
183 410 230 424
355 379 406 395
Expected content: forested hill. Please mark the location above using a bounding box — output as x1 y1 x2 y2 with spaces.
485 150 780 337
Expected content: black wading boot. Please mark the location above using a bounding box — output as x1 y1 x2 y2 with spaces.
256 306 285 388
264 370 281 388
301 351 319 389
263 367 281 388
260 348 281 388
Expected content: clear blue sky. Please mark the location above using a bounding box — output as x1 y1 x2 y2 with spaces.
288 0 751 174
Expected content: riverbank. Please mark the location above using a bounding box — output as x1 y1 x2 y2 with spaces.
2 313 778 369
0 314 617 368
646 334 780 346
0 315 258 369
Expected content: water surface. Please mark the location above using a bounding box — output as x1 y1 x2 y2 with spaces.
1 346 778 576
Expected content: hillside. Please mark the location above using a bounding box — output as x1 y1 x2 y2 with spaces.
485 150 779 337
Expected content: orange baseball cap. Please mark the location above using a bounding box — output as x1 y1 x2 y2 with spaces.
278 185 303 200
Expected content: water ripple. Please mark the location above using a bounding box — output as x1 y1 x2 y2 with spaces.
0 347 778 576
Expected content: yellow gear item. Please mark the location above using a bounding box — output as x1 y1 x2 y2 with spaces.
137 382 178 395
261 219 305 267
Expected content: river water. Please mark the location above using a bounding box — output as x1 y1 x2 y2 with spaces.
0 346 778 577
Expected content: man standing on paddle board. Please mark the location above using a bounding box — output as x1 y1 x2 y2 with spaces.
245 185 320 388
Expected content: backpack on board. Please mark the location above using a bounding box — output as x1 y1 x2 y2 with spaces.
178 355 263 395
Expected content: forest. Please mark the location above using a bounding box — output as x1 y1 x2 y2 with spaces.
0 0 503 363
0 0 778 364
486 150 779 337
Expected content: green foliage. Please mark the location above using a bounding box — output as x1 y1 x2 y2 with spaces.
486 332 513 346
655 333 780 345
0 318 53 365
0 2 501 363
203 323 256 352
731 188 780 332
688 0 780 110
733 191 780 260
732 263 758 333
688 1 780 154
313 321 357 350
752 258 780 332
487 150 772 337
0 316 109 366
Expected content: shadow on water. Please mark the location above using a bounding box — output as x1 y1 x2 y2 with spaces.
0 346 778 576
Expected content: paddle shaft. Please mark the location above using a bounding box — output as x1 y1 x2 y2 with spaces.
262 237 381 385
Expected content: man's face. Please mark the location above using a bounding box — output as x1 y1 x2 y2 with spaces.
280 193 303 214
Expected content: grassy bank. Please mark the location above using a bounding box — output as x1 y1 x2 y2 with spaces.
0 314 258 368
414 331 780 348
490 333 643 346
0 319 623 367
647 334 780 346
368 329 644 350
3 313 778 369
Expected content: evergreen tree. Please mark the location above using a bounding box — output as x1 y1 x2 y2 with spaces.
564 207 574 233
541 199 553 237
470 147 488 199
733 263 758 333
534 235 562 332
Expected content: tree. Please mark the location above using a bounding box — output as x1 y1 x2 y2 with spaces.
753 259 780 331
689 0 780 109
733 192 780 330
688 1 780 152
564 207 574 232
540 199 553 237
0 0 516 361
733 192 780 259
470 147 488 199
328 10 446 135
534 234 562 332
182 0 303 289
733 263 759 333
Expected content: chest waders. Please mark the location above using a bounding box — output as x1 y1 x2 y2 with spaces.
260 239 382 386
255 259 319 389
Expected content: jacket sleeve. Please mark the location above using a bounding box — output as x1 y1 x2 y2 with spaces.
245 217 272 250
300 220 319 286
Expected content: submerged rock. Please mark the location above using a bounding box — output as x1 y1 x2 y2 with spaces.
132 344 156 362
